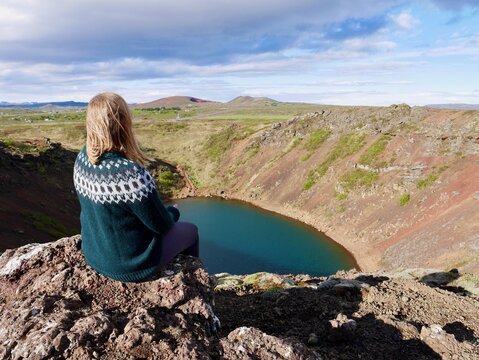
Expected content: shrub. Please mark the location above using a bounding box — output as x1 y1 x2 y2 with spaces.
157 169 181 197
416 174 438 189
399 193 410 206
339 169 378 193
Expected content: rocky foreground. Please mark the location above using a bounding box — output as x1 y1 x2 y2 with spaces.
1 236 478 359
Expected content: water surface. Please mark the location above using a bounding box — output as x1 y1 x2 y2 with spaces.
174 197 356 276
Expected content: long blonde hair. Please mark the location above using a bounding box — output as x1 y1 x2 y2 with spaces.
86 92 145 165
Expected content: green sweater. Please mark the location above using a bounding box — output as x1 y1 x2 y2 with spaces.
73 146 175 282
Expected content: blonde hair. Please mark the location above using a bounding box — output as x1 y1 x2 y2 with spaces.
86 92 146 165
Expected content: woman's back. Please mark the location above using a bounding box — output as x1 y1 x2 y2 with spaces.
74 146 175 282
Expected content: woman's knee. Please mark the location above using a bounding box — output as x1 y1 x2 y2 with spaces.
177 221 199 239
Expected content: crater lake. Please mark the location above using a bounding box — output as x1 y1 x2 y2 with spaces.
173 197 357 276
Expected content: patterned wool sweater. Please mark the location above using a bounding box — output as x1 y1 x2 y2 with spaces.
73 146 175 282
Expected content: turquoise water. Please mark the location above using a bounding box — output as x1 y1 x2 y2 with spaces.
173 197 356 276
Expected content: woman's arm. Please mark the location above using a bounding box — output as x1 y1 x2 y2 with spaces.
127 166 177 234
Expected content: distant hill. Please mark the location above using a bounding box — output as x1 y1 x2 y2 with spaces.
426 103 479 110
0 101 88 109
134 96 216 109
227 96 279 106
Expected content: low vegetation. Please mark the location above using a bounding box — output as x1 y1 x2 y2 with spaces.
399 193 410 206
156 168 183 198
301 128 331 161
204 125 240 161
339 169 379 193
304 132 366 190
358 134 391 166
416 174 439 189
155 122 187 134
416 165 449 189
304 128 331 151
24 211 78 239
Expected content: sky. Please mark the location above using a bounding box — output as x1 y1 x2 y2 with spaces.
0 0 478 105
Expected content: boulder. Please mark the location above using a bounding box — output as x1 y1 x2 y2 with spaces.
220 327 320 359
0 236 219 359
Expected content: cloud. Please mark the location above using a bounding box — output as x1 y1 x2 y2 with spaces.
390 11 420 30
0 0 403 64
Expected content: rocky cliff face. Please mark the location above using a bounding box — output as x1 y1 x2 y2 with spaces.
1 236 479 359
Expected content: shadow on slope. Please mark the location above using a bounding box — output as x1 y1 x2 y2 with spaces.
214 274 441 359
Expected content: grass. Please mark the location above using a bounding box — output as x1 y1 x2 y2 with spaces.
204 125 240 161
399 193 410 206
155 122 187 133
358 134 391 166
416 165 448 189
304 128 331 151
24 211 78 239
157 170 177 197
301 153 311 161
0 138 43 154
154 165 186 198
337 193 347 200
303 132 366 190
416 174 439 189
303 172 316 191
301 128 331 161
339 169 378 193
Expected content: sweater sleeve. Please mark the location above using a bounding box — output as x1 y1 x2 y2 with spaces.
127 166 175 234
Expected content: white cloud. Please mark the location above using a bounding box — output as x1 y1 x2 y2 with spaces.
390 11 420 30
342 38 397 52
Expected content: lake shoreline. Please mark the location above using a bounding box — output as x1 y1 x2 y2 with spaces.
176 192 362 273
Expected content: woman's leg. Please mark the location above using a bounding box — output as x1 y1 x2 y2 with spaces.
157 221 199 267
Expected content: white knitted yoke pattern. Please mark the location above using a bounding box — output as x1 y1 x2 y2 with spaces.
73 151 155 205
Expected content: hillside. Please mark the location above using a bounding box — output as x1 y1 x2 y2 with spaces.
0 139 184 253
143 104 479 275
0 103 478 277
227 96 279 107
134 96 216 109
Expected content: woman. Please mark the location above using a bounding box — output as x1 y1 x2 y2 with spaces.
73 92 199 282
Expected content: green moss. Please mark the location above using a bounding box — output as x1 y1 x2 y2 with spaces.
416 174 438 189
24 211 78 239
399 193 410 206
303 128 331 151
338 204 347 213
339 169 378 193
337 193 347 200
359 135 391 166
302 132 367 190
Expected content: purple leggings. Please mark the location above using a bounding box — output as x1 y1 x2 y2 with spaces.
157 221 199 268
